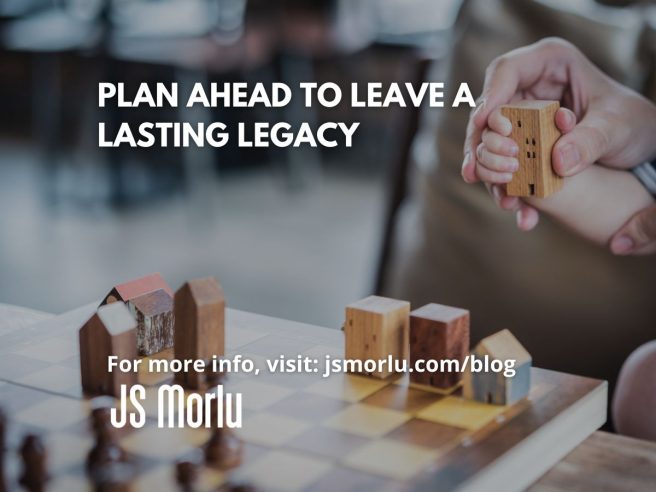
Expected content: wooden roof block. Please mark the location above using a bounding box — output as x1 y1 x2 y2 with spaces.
179 277 225 306
346 295 409 314
95 302 137 336
475 329 531 365
502 100 557 111
103 273 173 305
410 303 469 324
129 288 173 317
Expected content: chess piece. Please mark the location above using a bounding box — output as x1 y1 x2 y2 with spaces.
174 278 226 389
87 415 128 476
175 459 199 492
18 434 48 492
410 303 470 390
463 329 532 405
500 100 563 198
344 296 410 378
204 423 242 471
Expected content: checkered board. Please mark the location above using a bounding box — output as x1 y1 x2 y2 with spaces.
0 303 607 492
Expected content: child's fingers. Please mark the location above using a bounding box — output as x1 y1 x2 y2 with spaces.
490 184 520 211
516 203 540 231
482 129 519 157
476 143 519 177
487 108 512 136
554 107 577 134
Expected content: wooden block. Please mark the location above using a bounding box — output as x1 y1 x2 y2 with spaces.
127 288 174 356
501 100 563 198
344 296 410 379
463 329 532 405
79 302 138 397
100 272 173 306
174 277 225 389
409 303 469 389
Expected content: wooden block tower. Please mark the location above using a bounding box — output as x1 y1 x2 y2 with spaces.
174 277 226 389
344 296 410 379
463 329 532 405
501 100 563 198
79 302 138 397
409 303 469 390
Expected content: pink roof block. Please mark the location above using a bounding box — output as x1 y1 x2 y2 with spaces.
112 273 173 301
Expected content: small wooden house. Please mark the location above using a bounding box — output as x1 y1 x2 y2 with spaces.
174 277 225 389
79 302 138 397
463 329 531 405
100 272 173 306
127 288 174 356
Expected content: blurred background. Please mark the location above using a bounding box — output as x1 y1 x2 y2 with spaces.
0 0 460 326
3 0 656 428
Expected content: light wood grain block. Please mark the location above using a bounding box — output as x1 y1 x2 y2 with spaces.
416 396 506 431
501 100 563 198
344 296 410 379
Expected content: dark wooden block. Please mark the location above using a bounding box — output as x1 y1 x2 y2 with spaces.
100 272 173 306
127 288 174 356
409 303 469 389
79 303 138 397
174 277 225 389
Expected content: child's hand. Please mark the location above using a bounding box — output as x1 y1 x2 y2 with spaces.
474 106 577 231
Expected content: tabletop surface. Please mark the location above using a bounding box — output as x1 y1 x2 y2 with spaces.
1 303 654 491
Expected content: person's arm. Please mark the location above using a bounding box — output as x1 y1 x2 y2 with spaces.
523 166 654 245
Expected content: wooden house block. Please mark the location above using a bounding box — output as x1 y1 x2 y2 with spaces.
79 302 138 397
174 277 226 389
409 303 469 389
100 272 173 306
126 288 174 356
463 329 532 406
344 296 410 379
501 100 563 198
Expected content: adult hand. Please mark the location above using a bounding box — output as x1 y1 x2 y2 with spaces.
462 37 656 230
610 204 656 255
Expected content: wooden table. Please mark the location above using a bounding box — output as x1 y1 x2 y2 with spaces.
1 303 654 491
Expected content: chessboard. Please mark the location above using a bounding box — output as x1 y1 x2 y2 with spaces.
0 303 607 492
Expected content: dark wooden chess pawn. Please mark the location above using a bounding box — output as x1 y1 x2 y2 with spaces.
204 424 243 471
87 412 128 476
175 459 199 492
18 434 48 492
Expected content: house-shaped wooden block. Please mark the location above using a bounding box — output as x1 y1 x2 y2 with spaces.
410 303 469 390
100 272 173 306
79 302 138 397
344 296 410 379
463 329 532 405
174 277 225 389
126 288 174 356
501 100 563 198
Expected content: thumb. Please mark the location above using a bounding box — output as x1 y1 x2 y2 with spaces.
610 204 656 256
552 110 612 177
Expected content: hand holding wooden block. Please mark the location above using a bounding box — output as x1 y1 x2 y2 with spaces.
501 100 563 198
